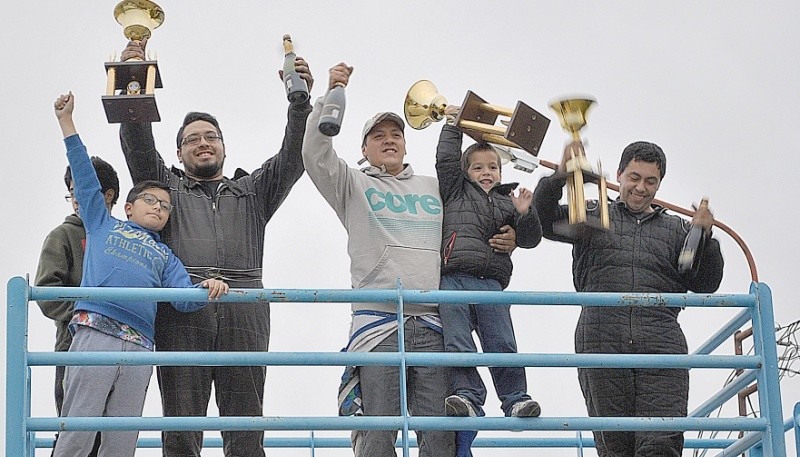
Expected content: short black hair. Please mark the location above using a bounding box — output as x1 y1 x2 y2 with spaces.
126 180 171 204
461 141 501 173
618 141 667 179
64 156 120 206
176 112 223 148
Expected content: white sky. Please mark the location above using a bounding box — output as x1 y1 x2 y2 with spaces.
3 2 798 456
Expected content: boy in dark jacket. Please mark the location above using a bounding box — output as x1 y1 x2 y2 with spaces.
52 92 229 457
436 107 543 427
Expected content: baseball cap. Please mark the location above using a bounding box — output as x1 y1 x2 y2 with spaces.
361 112 405 145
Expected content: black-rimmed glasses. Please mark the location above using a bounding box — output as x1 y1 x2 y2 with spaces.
136 193 173 213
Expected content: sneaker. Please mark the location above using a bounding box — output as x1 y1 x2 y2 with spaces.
510 399 541 418
445 395 478 417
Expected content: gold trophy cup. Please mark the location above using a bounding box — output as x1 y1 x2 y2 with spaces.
550 97 609 237
102 0 164 123
404 80 550 171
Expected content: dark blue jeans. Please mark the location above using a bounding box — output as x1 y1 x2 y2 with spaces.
439 274 530 416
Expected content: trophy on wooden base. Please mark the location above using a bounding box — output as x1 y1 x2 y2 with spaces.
404 80 550 172
102 0 164 123
549 97 609 237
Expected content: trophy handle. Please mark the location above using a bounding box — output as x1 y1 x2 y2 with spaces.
404 80 448 130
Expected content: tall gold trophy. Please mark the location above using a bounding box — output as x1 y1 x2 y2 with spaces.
102 0 164 123
404 80 550 172
550 97 609 237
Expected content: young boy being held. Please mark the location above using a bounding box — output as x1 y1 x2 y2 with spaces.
52 92 229 457
436 106 543 423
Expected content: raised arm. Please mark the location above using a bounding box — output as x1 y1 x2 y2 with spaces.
301 63 356 217
435 117 465 203
54 93 109 233
532 172 572 243
251 98 312 220
118 39 170 185
250 56 315 220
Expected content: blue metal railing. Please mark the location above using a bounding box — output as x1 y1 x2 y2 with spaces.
6 276 798 456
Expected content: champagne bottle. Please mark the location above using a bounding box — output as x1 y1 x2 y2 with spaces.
282 34 309 104
318 84 346 136
677 197 709 275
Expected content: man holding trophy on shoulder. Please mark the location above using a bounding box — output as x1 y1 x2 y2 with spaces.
533 126 725 456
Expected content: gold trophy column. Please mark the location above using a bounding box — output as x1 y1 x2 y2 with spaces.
550 97 610 237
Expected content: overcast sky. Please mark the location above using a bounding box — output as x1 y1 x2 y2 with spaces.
3 2 799 456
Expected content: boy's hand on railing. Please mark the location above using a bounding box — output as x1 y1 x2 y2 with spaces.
200 279 229 300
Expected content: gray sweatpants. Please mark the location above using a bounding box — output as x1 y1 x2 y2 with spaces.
54 326 152 457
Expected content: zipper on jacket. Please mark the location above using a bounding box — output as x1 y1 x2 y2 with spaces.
443 231 457 265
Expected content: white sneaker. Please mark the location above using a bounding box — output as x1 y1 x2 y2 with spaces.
445 395 478 417
510 399 541 418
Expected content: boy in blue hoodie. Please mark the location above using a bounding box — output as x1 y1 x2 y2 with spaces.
52 92 229 457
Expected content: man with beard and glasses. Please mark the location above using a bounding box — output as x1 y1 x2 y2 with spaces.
117 38 314 457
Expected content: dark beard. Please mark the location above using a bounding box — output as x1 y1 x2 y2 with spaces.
187 161 223 179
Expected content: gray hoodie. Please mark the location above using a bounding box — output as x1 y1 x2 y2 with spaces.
303 97 443 315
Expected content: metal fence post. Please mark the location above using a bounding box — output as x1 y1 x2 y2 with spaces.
6 276 31 456
749 282 785 456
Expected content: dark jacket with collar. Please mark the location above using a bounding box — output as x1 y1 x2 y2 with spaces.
533 173 724 353
119 103 311 288
437 125 542 289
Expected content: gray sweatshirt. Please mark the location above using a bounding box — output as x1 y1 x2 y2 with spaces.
302 97 443 315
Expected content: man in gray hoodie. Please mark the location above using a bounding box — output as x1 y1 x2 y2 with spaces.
303 62 454 457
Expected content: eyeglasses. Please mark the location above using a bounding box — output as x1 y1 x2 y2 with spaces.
181 133 223 147
136 193 173 213
64 193 74 202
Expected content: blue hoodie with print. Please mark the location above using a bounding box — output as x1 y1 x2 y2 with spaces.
65 134 206 341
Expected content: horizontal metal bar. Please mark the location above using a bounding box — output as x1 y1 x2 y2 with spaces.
27 351 762 369
30 286 756 308
33 435 738 449
27 415 768 433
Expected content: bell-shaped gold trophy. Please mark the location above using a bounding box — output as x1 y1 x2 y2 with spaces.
102 0 164 123
404 80 550 172
550 97 609 237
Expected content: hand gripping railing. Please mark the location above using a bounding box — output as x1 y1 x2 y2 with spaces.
6 276 794 456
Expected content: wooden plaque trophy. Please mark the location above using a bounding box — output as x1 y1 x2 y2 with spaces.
404 80 550 172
